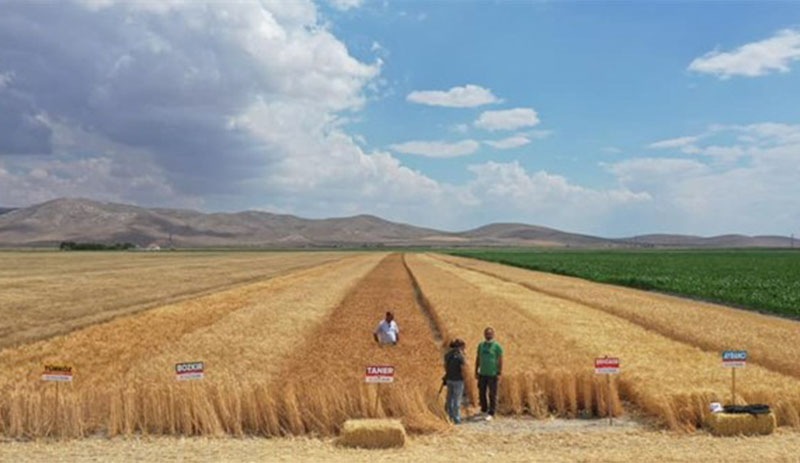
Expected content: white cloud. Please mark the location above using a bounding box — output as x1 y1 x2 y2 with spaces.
603 147 623 154
388 139 480 158
605 122 800 235
484 135 531 150
463 161 650 232
688 29 800 78
450 123 470 134
406 84 500 108
327 0 364 11
475 108 540 131
647 136 699 149
0 71 12 89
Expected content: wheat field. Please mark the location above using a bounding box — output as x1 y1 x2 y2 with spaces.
0 251 348 348
417 254 800 430
0 253 385 437
1 250 799 445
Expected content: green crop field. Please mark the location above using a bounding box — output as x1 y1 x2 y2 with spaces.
449 249 800 318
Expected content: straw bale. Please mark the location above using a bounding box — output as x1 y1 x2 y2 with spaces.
705 412 776 436
338 419 407 449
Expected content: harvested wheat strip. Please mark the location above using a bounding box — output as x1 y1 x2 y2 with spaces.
271 254 449 437
437 254 800 381
412 254 800 431
0 253 385 438
0 251 351 348
405 254 620 420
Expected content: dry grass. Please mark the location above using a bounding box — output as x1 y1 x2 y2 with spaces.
438 253 800 380
3 426 800 462
0 251 349 347
410 254 800 431
0 253 385 438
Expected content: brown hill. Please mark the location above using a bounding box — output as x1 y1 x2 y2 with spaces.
0 198 793 248
462 223 619 247
626 234 794 248
0 198 450 247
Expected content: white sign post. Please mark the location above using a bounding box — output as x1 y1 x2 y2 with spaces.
176 362 205 381
722 350 747 405
42 365 73 383
595 356 620 425
365 365 395 415
42 364 73 432
364 365 395 384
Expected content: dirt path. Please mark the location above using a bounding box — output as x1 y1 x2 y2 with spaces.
3 424 800 463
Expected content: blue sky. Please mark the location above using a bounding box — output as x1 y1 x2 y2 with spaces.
1 1 799 236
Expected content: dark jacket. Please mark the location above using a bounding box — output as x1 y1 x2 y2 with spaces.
444 348 465 382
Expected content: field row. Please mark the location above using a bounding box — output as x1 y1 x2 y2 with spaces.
1 251 799 438
0 251 349 348
418 254 800 429
0 253 386 437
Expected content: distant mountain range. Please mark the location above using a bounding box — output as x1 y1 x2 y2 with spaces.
0 198 793 248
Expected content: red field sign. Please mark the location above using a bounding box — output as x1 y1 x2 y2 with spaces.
365 365 395 383
42 364 73 382
594 357 620 375
175 361 205 381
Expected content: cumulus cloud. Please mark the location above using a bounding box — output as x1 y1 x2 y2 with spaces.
0 71 12 89
388 139 480 158
406 84 500 108
606 122 800 235
327 0 364 11
688 29 800 78
475 108 540 131
647 136 700 150
463 161 650 233
0 1 417 211
484 135 531 150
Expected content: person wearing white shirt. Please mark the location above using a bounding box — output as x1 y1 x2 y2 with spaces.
373 311 400 346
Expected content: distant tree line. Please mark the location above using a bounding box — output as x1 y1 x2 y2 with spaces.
59 241 136 251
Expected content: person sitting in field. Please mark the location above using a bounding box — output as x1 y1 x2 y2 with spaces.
374 311 400 346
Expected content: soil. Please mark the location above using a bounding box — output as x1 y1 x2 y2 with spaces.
3 416 799 463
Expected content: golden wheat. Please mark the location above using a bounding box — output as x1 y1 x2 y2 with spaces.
0 251 349 348
269 254 449 436
405 253 621 420
438 254 800 380
412 254 800 431
0 253 385 438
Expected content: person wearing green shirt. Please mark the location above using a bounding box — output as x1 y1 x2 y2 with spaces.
475 327 503 421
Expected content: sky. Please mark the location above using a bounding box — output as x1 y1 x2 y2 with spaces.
1 0 799 237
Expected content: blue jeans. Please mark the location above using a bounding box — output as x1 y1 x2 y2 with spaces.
446 380 465 424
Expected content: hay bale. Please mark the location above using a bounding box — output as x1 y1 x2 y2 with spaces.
337 419 407 449
706 412 776 436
